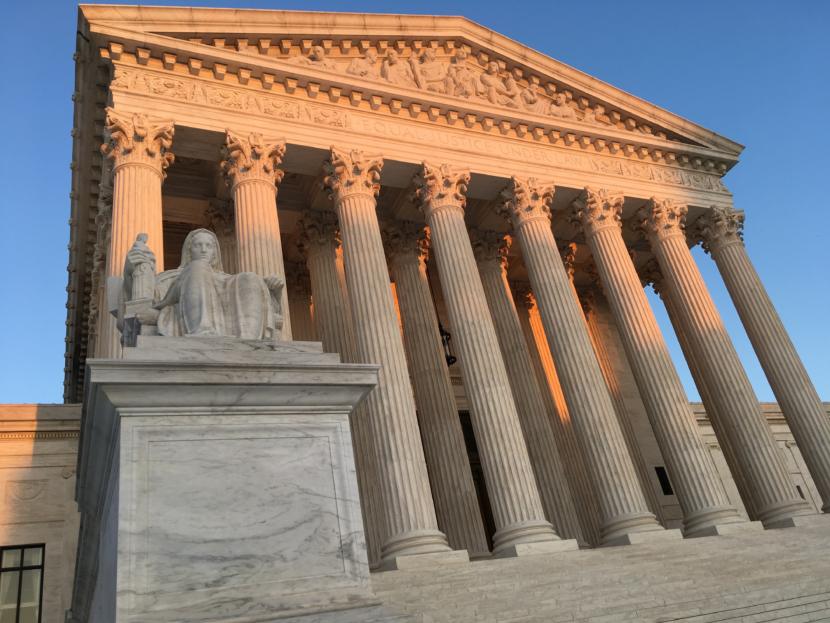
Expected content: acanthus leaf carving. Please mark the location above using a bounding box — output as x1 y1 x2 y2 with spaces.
221 130 286 187
322 147 384 201
470 229 511 268
571 187 625 237
297 210 341 257
636 197 688 242
412 162 471 215
100 107 175 175
498 176 555 228
380 220 429 266
694 206 745 255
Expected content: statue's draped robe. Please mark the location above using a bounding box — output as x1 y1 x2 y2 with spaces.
156 261 281 339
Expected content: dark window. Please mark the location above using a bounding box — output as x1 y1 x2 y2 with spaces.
796 485 806 500
654 466 674 496
0 544 44 623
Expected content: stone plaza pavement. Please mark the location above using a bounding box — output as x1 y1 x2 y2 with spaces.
372 518 830 622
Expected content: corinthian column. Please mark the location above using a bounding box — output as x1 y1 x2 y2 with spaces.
572 189 745 536
695 207 830 513
221 130 291 339
298 211 384 567
498 177 666 545
99 107 174 358
284 261 317 341
382 222 490 557
205 199 238 274
560 243 663 522
322 148 455 568
472 231 585 544
413 163 568 557
513 285 603 545
637 198 811 527
640 261 757 520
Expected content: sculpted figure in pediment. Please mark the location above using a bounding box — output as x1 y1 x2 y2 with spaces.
519 82 546 114
548 92 578 120
381 49 416 87
291 45 336 72
410 49 449 93
122 229 284 341
582 103 612 125
477 61 518 108
346 49 380 80
446 49 477 98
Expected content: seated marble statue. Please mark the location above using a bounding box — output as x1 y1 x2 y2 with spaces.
122 229 284 341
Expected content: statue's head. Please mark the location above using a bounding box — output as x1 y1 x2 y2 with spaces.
181 228 223 271
310 45 326 61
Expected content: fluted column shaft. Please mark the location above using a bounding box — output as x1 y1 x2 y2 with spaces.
698 209 830 512
284 263 317 341
385 227 490 557
653 276 757 519
415 164 560 555
579 293 664 521
639 199 810 526
515 292 603 545
474 237 585 544
323 149 450 563
499 178 661 544
575 191 743 535
299 217 384 567
222 131 291 339
100 109 174 358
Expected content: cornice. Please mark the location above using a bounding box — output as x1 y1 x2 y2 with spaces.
84 11 742 163
99 39 737 180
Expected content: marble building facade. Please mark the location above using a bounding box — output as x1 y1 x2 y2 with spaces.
3 4 829 622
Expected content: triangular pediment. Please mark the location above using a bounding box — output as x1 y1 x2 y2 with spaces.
79 5 743 167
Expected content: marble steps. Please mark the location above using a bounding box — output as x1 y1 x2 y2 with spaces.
371 519 830 622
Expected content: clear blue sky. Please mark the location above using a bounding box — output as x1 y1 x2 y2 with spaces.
1 0 827 404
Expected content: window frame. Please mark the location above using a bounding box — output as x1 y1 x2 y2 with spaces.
0 543 45 623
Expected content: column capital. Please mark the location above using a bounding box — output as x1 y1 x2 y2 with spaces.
100 107 175 176
284 260 313 297
571 188 624 237
205 199 234 237
413 162 470 217
638 258 665 295
636 197 688 242
510 281 535 311
694 206 745 255
558 241 579 281
381 221 429 266
322 147 383 202
221 130 286 189
498 176 556 229
470 230 511 270
297 210 341 258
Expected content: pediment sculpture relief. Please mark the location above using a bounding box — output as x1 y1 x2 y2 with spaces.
291 44 626 130
116 229 284 345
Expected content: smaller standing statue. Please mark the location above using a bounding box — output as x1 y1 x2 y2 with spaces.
118 229 284 345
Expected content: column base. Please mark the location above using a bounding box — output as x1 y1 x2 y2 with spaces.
494 539 579 558
757 500 815 528
682 506 750 538
380 529 452 562
599 512 665 546
685 520 764 538
602 528 683 547
491 519 560 556
765 512 826 530
378 549 469 572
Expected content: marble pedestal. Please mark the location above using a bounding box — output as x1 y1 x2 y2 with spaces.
69 337 384 623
